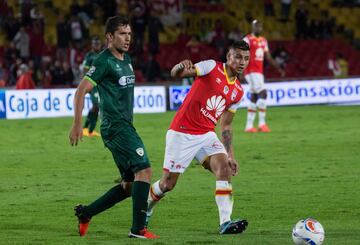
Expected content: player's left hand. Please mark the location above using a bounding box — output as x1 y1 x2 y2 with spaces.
228 158 239 176
69 124 83 146
179 59 194 70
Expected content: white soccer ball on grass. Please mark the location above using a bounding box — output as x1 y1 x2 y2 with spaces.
292 218 325 245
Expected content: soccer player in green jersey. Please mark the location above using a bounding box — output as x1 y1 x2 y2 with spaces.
82 35 102 137
69 15 159 239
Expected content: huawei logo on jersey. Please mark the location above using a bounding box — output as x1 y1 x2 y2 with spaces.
200 95 225 125
207 95 225 117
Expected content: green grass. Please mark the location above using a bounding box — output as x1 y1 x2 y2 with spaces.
0 105 359 244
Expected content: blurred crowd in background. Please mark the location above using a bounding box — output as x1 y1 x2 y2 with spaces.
0 0 359 89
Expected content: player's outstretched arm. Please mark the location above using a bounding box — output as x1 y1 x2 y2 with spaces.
170 59 197 78
69 79 94 146
220 110 239 176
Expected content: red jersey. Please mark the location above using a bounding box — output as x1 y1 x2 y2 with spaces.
170 60 244 135
243 34 269 75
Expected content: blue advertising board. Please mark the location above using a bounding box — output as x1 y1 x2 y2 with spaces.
0 90 6 119
168 85 191 110
1 86 167 119
168 78 360 110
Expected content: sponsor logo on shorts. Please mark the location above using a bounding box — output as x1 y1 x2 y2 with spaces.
212 142 224 149
136 147 144 156
169 160 175 168
169 160 183 171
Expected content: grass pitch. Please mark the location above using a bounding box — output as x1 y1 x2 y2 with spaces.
0 105 359 244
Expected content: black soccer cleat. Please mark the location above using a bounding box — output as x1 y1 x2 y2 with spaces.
74 204 91 236
219 219 248 234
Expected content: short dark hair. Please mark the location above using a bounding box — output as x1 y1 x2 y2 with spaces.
105 15 130 35
229 40 250 51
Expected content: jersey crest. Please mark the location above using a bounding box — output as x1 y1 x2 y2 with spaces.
223 85 229 94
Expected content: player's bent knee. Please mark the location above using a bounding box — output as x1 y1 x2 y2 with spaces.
134 167 152 182
259 90 267 99
202 159 212 171
120 181 132 196
161 180 176 192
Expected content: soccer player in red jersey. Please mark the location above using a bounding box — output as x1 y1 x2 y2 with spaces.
243 20 285 133
146 41 250 234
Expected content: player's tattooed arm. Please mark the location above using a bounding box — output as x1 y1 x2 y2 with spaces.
222 129 232 153
221 114 239 176
220 110 235 159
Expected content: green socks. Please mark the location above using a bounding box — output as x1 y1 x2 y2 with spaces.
131 181 150 234
82 181 150 234
84 184 130 218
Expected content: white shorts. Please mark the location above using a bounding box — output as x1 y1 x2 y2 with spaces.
245 72 265 94
163 130 227 173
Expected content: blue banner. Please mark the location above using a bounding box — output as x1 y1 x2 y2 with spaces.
169 86 191 110
168 79 360 110
2 86 167 119
133 86 166 113
0 90 6 119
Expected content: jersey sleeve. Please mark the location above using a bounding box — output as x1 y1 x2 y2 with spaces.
227 100 242 113
84 57 107 86
243 36 250 45
194 60 216 76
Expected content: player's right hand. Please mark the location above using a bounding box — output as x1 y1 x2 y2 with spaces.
69 124 83 146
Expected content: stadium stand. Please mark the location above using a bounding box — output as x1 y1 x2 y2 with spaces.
0 0 359 88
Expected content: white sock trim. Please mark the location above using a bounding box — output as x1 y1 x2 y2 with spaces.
152 180 164 197
216 180 231 189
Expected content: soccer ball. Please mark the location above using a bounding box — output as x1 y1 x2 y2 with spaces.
292 218 325 245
